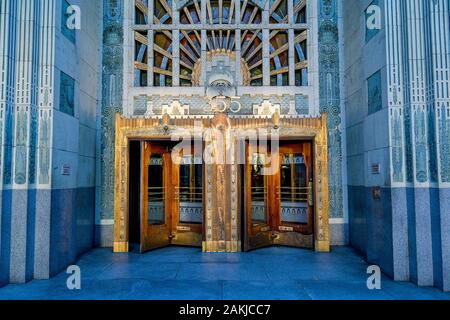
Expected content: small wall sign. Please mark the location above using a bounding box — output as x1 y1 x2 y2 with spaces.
61 165 71 176
371 163 381 175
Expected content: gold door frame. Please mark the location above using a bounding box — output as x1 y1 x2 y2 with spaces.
113 113 330 253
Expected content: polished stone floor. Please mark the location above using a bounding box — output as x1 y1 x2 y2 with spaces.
0 246 449 300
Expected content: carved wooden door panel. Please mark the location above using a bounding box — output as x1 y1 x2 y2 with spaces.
140 142 172 253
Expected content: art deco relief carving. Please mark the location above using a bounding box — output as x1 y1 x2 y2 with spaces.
162 100 190 116
253 100 281 116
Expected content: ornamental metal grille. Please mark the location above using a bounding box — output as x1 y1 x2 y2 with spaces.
133 0 309 87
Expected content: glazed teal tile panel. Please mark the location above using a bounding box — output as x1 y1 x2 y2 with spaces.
367 70 382 115
319 0 344 218
100 0 124 219
60 71 75 117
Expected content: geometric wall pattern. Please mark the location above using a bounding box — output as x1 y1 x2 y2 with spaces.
101 0 124 221
384 0 449 290
318 0 343 219
386 0 450 186
0 0 56 284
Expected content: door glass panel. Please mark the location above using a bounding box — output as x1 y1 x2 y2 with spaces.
148 154 165 225
179 155 203 224
280 154 308 224
251 153 267 224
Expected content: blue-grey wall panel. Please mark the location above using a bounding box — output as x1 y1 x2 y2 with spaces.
430 188 443 290
348 186 368 255
49 188 95 277
366 188 394 278
75 188 95 255
348 186 394 277
0 190 12 287
440 188 450 291
407 187 418 284
25 189 36 282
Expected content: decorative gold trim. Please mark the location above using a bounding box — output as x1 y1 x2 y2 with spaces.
113 113 329 253
113 241 129 253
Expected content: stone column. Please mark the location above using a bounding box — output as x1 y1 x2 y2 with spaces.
100 0 125 243
10 0 40 283
386 0 409 282
318 0 344 222
430 0 450 292
405 0 434 287
34 0 56 280
0 0 17 286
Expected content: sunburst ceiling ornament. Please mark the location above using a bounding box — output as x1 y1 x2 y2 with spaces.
134 0 308 87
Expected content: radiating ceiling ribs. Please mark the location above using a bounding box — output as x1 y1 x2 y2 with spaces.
181 30 201 57
225 0 236 51
135 0 148 16
271 66 288 76
154 43 173 59
245 41 262 62
219 0 223 23
229 0 236 23
241 30 261 56
153 17 173 39
269 0 284 16
206 0 214 24
294 0 307 15
248 59 262 70
182 8 203 45
135 31 148 45
295 60 308 70
240 6 259 41
193 0 202 19
134 0 309 87
158 0 172 18
240 0 248 21
180 43 198 63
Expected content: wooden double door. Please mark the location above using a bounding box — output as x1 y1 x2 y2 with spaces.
139 140 314 253
140 141 203 252
244 142 315 251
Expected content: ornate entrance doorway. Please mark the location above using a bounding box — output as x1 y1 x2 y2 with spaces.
244 141 314 251
113 114 330 253
140 141 203 252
